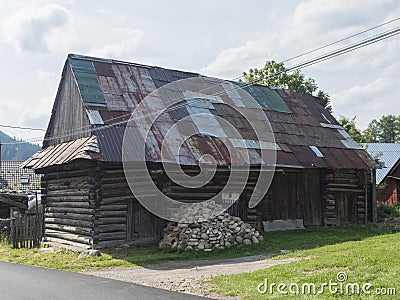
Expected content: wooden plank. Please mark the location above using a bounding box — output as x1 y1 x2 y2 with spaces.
96 239 126 249
45 224 93 235
47 190 89 197
45 206 94 214
45 196 90 202
98 224 127 233
46 229 92 243
327 183 360 188
45 236 92 250
45 217 93 228
101 191 134 198
101 195 133 203
97 217 126 225
327 188 364 193
97 211 127 218
97 232 127 241
45 212 94 221
98 204 127 211
46 201 92 208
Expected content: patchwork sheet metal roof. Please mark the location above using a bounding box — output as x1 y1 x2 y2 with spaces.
24 54 377 170
22 136 101 170
364 143 400 184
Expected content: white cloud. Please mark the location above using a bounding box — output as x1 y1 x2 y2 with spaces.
37 69 57 84
201 0 400 127
202 0 399 78
201 38 277 78
332 65 400 129
88 28 144 60
2 4 70 53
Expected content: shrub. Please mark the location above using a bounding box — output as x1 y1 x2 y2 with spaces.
377 202 400 223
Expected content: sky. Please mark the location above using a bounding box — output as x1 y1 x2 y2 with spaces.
0 0 399 143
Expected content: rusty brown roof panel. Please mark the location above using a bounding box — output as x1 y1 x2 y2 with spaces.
186 135 227 165
93 61 115 77
21 136 100 170
291 145 330 168
98 110 130 125
276 150 301 167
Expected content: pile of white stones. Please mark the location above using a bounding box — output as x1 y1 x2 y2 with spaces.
159 201 263 251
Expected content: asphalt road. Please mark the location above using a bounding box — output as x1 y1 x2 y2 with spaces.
0 261 208 300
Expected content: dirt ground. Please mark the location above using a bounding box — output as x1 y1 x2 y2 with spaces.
85 254 299 299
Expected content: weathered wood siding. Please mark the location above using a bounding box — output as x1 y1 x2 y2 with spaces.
40 162 375 249
41 162 164 249
94 163 164 249
44 64 91 147
42 164 96 249
321 169 372 226
255 171 321 226
255 169 372 228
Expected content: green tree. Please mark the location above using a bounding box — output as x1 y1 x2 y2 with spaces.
378 114 398 143
242 60 332 112
363 119 381 143
337 116 364 143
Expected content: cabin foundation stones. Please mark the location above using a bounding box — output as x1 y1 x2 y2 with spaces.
159 201 263 251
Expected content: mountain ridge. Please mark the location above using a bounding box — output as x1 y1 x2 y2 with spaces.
0 131 41 161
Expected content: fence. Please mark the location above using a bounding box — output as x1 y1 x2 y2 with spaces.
9 211 44 248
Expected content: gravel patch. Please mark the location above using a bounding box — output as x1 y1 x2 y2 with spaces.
85 254 299 299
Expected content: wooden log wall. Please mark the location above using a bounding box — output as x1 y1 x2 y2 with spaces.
94 166 129 249
321 169 371 226
94 163 164 249
42 167 96 249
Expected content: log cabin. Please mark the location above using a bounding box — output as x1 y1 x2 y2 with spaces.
23 54 378 249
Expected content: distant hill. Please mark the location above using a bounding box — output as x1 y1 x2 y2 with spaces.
0 131 41 161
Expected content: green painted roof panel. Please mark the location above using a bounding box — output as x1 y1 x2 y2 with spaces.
232 82 291 113
68 58 106 105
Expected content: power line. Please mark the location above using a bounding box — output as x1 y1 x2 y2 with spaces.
282 16 400 63
2 19 400 145
0 124 46 131
286 26 400 71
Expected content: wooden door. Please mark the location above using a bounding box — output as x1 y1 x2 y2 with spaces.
127 198 163 240
303 171 323 226
335 192 357 225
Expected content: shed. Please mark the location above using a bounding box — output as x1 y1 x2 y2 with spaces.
0 192 28 218
0 161 41 191
23 54 377 249
365 143 400 205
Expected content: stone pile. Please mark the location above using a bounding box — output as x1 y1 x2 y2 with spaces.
159 201 263 251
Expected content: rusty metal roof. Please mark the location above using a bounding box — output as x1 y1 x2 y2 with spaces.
24 54 377 170
22 136 101 169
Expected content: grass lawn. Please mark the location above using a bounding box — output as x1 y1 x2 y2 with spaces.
211 227 400 299
0 224 386 274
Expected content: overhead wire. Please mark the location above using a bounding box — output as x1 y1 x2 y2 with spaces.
2 19 400 145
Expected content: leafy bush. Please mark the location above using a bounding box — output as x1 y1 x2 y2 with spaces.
377 202 400 222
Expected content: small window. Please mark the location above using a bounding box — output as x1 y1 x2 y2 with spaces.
310 146 324 157
20 177 29 184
